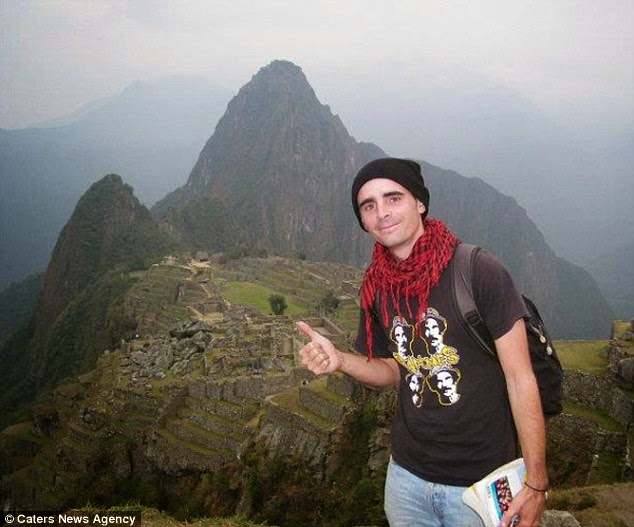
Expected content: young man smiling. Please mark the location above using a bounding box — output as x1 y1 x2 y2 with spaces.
356 176 427 260
298 158 547 527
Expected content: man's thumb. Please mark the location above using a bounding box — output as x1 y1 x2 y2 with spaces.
297 321 319 340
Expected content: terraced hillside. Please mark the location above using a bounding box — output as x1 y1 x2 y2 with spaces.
126 254 363 337
1 254 381 514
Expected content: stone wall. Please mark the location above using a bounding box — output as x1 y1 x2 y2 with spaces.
557 338 633 484
564 370 633 428
564 338 634 429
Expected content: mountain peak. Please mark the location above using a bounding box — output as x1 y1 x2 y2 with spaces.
34 174 167 332
258 59 306 76
152 60 384 262
225 59 320 123
249 59 311 89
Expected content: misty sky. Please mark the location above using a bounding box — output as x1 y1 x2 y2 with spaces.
1 0 632 134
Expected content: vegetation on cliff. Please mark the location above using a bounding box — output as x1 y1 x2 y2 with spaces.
0 175 176 427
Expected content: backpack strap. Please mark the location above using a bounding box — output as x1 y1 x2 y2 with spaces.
451 243 497 359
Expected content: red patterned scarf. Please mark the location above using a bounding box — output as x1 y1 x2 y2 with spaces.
360 218 460 359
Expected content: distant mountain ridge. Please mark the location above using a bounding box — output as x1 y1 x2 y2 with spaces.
0 60 615 348
328 63 634 270
589 240 634 320
0 76 232 291
0 63 630 320
153 60 613 338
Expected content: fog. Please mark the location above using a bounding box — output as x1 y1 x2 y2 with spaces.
2 1 631 128
1 0 632 266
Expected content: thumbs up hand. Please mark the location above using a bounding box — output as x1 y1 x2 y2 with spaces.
297 321 342 375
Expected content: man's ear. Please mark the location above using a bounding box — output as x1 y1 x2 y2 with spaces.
416 200 426 215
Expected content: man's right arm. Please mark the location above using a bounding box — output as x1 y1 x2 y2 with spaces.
297 321 400 387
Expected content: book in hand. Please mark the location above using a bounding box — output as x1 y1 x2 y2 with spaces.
462 458 526 527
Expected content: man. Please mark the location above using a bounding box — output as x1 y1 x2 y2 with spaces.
390 316 417 369
422 308 450 354
297 158 547 527
429 366 461 405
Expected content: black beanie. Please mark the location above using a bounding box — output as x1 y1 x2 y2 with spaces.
351 157 430 230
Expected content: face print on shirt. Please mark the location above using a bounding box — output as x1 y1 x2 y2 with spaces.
387 307 462 407
389 317 427 406
390 316 427 372
428 366 461 405
406 372 424 407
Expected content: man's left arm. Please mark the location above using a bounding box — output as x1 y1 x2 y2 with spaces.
495 318 548 527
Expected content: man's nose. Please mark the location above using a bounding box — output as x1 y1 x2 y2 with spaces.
377 202 391 219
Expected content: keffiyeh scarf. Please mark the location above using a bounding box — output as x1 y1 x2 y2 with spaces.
359 218 460 358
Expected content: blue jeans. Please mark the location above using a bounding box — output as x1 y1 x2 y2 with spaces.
384 457 485 527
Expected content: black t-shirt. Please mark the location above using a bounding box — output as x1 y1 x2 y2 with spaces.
354 247 528 486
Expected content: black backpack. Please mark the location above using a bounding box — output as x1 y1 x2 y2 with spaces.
451 243 564 416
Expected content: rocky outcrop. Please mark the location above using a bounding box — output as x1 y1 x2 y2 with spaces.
541 510 582 527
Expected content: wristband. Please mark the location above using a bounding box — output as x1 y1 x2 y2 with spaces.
524 482 548 493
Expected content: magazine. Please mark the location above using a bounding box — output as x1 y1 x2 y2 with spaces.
462 458 526 527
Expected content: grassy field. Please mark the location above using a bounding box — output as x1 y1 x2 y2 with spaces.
548 483 634 527
554 339 610 373
221 281 307 316
554 319 632 374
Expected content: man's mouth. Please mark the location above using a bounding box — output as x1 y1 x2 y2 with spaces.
378 222 398 233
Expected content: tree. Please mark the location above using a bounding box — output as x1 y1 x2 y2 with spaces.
268 294 287 316
317 290 340 316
